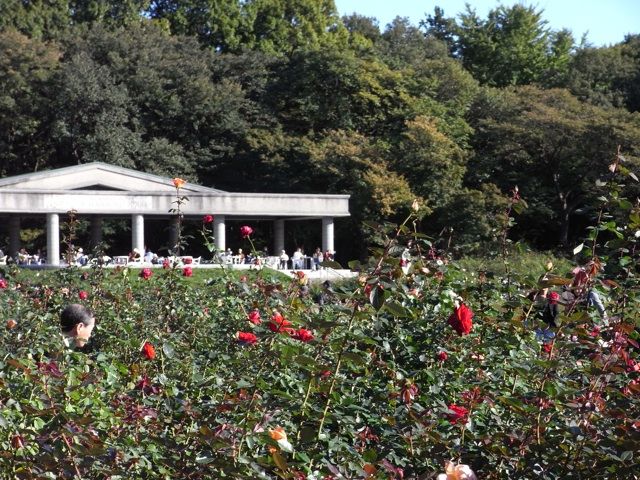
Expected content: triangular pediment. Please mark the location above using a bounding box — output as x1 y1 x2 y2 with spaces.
0 162 224 193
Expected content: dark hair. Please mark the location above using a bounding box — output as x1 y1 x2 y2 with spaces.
60 304 94 333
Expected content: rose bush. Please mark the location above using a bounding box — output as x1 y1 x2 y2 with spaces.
0 192 638 478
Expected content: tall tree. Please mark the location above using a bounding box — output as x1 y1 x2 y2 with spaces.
421 6 458 56
378 16 448 68
147 0 245 52
70 0 150 27
564 35 640 112
393 115 468 211
467 86 640 248
242 0 346 55
454 4 573 86
0 30 60 175
0 0 70 40
266 49 413 137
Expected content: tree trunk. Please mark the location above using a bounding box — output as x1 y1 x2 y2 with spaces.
559 208 570 247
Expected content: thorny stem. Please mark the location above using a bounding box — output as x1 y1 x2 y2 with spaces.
236 335 277 459
61 433 83 479
316 307 359 439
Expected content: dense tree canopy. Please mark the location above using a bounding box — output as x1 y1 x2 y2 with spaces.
0 1 639 259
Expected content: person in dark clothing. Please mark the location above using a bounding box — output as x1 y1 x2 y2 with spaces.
315 280 334 306
542 291 561 328
60 304 96 352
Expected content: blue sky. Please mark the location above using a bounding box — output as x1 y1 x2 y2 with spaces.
333 0 640 46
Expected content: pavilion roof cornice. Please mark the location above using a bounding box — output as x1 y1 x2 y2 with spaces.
0 190 350 217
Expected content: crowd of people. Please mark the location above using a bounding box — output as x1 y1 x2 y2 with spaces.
1 242 337 271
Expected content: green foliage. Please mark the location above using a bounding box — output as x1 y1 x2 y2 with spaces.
429 4 575 87
0 30 60 175
0 1 639 261
0 193 638 478
467 85 640 248
563 35 640 112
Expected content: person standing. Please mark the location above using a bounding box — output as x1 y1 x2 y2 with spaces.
313 247 324 270
279 250 289 269
292 248 304 270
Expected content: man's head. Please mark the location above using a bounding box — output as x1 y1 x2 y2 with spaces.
60 304 95 345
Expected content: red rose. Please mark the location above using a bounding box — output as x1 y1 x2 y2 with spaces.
162 259 170 269
237 331 258 345
78 290 89 300
446 404 469 425
448 303 473 336
203 214 214 224
183 266 193 277
293 328 314 342
142 342 156 360
240 225 253 238
184 257 192 265
268 312 292 333
0 279 7 289
248 310 261 325
437 351 448 362
542 343 553 354
139 268 153 280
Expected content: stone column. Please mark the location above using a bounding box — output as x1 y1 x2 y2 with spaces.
322 217 334 255
9 216 21 259
132 214 145 254
274 219 285 255
47 213 60 266
214 215 226 252
169 217 180 253
90 216 103 250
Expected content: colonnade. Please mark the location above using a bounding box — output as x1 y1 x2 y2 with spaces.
5 214 336 266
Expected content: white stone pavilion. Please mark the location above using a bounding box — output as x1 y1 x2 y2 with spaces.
0 163 350 266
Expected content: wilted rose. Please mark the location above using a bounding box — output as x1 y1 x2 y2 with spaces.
11 435 25 449
136 375 161 395
292 328 314 342
6 319 17 329
401 382 418 405
437 461 477 480
269 426 293 452
172 177 186 188
247 310 261 325
37 361 63 378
